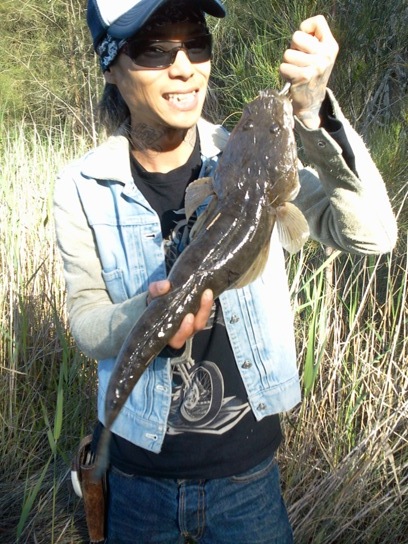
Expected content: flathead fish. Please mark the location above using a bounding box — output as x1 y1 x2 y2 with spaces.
93 89 309 477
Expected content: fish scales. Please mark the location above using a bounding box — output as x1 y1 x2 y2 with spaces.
93 89 309 477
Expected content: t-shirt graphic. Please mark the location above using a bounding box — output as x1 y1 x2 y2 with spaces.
167 306 252 436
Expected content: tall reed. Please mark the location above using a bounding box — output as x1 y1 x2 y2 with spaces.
0 122 97 542
283 240 407 542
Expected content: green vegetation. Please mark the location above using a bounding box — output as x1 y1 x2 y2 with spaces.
1 0 407 542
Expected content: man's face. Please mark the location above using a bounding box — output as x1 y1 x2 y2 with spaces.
104 22 211 132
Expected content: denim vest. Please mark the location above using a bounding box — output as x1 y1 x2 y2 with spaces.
75 118 301 453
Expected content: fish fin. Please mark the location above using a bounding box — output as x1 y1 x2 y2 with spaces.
185 177 215 220
190 195 219 241
276 202 309 254
91 427 111 482
234 241 271 288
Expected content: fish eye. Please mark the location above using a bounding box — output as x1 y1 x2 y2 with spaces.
243 119 254 131
269 123 280 134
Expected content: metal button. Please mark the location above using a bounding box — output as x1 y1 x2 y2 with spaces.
242 360 252 369
230 314 240 324
257 403 267 411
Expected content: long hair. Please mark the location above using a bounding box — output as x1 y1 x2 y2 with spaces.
98 83 130 135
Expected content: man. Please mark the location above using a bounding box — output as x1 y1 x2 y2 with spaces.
54 0 397 542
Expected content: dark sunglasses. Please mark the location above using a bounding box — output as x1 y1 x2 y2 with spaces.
121 33 212 69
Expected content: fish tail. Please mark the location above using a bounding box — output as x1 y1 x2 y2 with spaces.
91 427 111 482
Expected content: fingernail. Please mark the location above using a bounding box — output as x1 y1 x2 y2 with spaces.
158 280 168 293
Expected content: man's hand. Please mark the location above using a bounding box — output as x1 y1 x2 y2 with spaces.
147 280 214 350
279 15 339 129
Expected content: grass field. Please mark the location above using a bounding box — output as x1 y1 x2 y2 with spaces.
1 120 407 542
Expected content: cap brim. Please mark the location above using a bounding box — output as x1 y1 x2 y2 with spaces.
109 0 225 40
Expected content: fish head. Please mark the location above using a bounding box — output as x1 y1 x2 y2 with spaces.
218 89 300 206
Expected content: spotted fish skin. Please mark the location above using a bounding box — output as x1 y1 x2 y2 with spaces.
93 90 308 477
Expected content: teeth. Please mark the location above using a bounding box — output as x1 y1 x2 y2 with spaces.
166 91 196 102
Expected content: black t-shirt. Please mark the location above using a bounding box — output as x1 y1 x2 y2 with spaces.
102 132 282 479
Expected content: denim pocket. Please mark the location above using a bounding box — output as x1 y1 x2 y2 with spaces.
102 268 128 303
229 455 276 484
110 464 137 480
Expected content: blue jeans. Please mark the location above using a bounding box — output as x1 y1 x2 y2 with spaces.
106 455 293 543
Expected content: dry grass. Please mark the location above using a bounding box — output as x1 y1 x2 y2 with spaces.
0 124 97 543
282 245 408 543
0 119 407 543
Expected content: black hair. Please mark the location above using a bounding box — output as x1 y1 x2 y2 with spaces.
98 83 130 135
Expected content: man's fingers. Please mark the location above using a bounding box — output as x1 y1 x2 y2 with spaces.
147 282 214 349
147 279 171 304
290 31 320 55
193 289 213 331
299 14 334 43
167 289 214 350
168 313 195 350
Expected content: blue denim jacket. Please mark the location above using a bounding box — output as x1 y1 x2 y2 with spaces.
56 90 398 453
70 118 301 452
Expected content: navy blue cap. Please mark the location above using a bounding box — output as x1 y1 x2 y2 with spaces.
87 0 226 49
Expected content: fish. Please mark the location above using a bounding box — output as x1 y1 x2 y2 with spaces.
93 89 309 478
